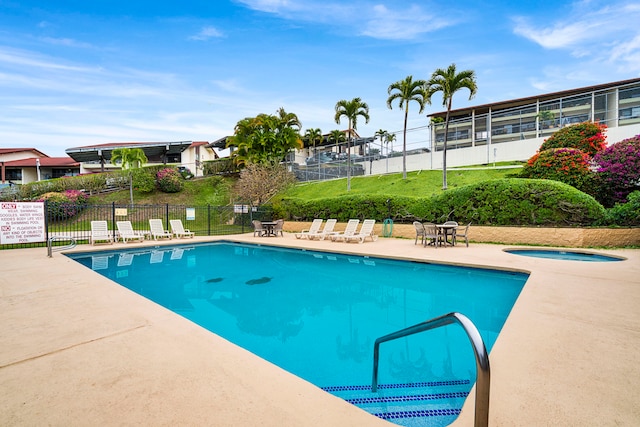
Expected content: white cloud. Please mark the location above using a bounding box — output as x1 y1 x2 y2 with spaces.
235 0 452 40
189 26 224 41
40 37 93 49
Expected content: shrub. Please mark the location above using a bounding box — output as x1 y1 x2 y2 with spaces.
38 190 88 221
603 191 640 226
592 135 640 207
520 148 594 193
539 121 607 156
131 169 156 193
156 168 184 193
278 179 605 226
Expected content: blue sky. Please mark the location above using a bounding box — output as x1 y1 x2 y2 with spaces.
1 0 639 157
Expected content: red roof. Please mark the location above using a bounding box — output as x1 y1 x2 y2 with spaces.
0 148 48 157
4 157 79 167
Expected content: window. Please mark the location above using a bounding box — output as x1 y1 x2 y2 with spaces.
5 169 22 180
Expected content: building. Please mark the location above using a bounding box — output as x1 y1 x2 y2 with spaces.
65 141 218 177
426 77 640 168
0 148 80 186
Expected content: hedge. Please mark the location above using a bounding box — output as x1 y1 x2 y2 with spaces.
276 178 606 227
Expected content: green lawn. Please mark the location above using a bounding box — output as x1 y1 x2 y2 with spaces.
281 167 520 199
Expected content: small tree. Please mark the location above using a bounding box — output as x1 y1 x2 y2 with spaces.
234 163 296 206
111 147 148 206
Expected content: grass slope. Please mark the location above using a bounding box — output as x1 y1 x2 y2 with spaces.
281 168 519 200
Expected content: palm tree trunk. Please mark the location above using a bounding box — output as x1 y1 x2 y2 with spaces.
442 99 452 190
402 107 409 180
129 172 134 207
347 122 352 191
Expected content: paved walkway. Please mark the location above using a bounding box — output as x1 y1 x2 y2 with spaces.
1 234 639 426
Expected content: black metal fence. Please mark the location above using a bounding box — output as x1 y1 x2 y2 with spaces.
1 203 272 250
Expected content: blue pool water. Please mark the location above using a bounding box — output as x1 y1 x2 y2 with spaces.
505 249 623 262
68 242 528 427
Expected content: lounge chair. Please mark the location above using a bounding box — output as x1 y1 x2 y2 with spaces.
116 221 145 243
90 220 113 245
252 220 265 237
295 219 323 239
149 219 173 240
330 219 360 242
343 219 377 243
309 219 338 240
170 219 195 238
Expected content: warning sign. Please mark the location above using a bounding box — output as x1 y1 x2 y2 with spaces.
0 202 46 244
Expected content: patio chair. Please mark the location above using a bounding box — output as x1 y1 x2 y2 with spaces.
170 219 195 239
295 219 323 239
149 219 173 240
413 221 426 245
343 219 378 244
116 221 145 243
309 219 338 240
90 220 113 245
331 219 360 242
453 222 471 247
423 222 440 248
252 220 265 237
272 219 284 237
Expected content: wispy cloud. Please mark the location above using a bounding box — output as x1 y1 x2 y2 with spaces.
40 37 93 49
360 4 452 40
235 0 452 40
512 1 640 76
189 26 224 41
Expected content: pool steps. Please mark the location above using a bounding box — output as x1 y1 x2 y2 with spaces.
322 379 470 424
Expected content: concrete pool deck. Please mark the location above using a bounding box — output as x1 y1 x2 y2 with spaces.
1 234 639 426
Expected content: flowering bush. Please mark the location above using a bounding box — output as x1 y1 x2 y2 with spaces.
592 135 640 207
156 168 184 193
539 121 607 157
520 148 593 192
38 189 88 221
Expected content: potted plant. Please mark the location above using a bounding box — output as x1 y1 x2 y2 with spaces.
537 110 556 129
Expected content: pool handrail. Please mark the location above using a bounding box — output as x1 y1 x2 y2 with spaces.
372 312 490 427
47 235 77 257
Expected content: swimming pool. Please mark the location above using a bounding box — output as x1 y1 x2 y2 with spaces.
68 242 528 427
504 248 624 262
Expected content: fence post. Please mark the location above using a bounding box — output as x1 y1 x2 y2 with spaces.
207 204 211 236
111 202 116 240
165 203 169 226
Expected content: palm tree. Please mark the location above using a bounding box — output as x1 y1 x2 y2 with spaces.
110 147 148 206
374 129 388 172
304 128 323 158
328 129 346 151
387 75 428 179
386 132 397 156
426 64 477 190
334 98 370 190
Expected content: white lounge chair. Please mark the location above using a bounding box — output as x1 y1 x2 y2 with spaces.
330 219 360 242
90 220 113 245
343 219 378 244
170 219 194 238
149 219 173 240
295 219 323 239
309 218 338 240
116 221 145 243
